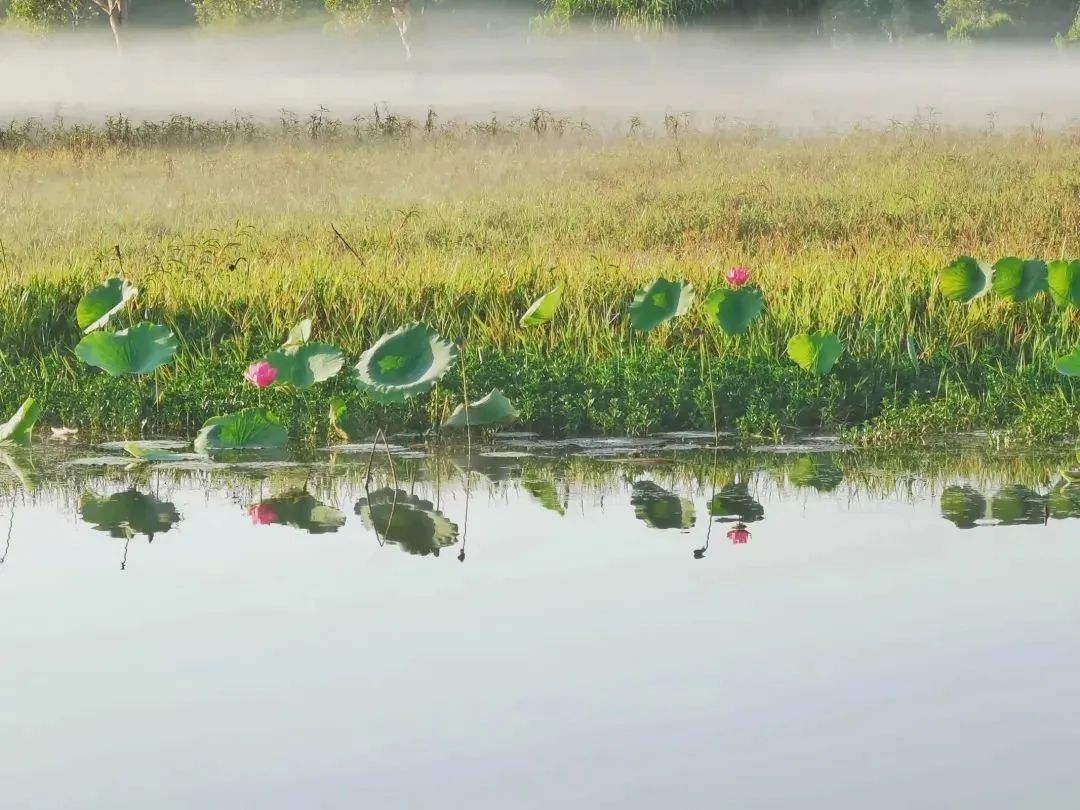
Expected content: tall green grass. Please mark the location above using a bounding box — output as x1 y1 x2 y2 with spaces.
0 111 1078 440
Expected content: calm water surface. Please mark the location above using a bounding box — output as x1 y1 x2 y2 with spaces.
1 435 1079 809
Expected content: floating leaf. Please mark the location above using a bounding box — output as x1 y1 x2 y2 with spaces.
628 278 694 332
75 323 178 376
194 408 288 453
990 257 1048 303
0 398 42 445
786 331 843 377
354 323 458 405
703 286 765 336
443 389 519 429
520 286 562 328
355 489 458 556
522 477 565 516
789 456 843 492
122 442 197 463
990 485 1046 526
1048 260 1080 309
941 485 986 529
267 343 345 389
250 491 346 535
1055 347 1080 377
80 489 180 540
76 278 139 333
708 482 765 523
285 318 313 347
630 481 695 530
939 256 987 303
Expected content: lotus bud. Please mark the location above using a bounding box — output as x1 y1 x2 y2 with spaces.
244 360 277 389
725 266 751 287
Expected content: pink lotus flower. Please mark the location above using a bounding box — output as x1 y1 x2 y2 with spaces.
727 525 751 545
725 266 751 287
249 503 279 526
244 360 277 389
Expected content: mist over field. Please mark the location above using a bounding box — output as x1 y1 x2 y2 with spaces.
2 19 1079 129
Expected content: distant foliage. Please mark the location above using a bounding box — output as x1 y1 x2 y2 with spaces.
6 0 92 28
190 0 301 26
323 0 380 28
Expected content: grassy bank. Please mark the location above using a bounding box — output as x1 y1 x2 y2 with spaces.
0 112 1078 443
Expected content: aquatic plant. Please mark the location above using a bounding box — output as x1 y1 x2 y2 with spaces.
0 398 42 446
787 331 843 377
122 442 197 463
703 286 765 336
244 360 278 389
80 489 181 541
264 319 345 389
788 455 844 491
520 286 563 328
708 482 765 523
194 408 289 452
630 481 696 529
76 278 139 334
939 256 987 303
940 485 988 529
628 278 694 332
248 491 346 534
443 389 519 429
75 323 179 376
1048 260 1080 309
354 323 458 404
990 485 1046 526
990 258 1047 303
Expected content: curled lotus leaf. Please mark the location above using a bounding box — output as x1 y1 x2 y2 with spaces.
1054 347 1080 377
939 256 987 303
703 286 765 336
194 408 288 453
267 343 345 389
80 489 181 541
354 323 458 405
76 277 139 333
443 389 519 429
520 286 562 328
1048 260 1080 309
0 398 42 446
285 319 313 347
941 485 987 529
786 331 843 377
75 322 178 376
629 278 694 332
631 481 696 530
990 257 1048 303
355 488 459 556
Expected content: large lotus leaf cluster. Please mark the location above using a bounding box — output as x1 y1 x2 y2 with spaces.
73 278 177 377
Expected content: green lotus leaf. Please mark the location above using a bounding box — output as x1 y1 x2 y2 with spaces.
355 488 459 556
267 342 345 389
522 477 565 516
789 456 843 492
0 398 42 446
75 322 178 376
631 481 696 530
628 278 694 332
250 491 346 535
939 256 987 303
708 482 765 523
703 286 765 336
194 408 288 453
285 318 313 347
80 489 181 540
443 389 519 429
941 485 987 529
122 442 197 463
990 485 1046 526
354 323 458 405
786 331 843 377
1048 486 1080 520
76 277 139 333
1048 260 1080 309
1055 347 1080 377
520 286 562 328
990 257 1048 303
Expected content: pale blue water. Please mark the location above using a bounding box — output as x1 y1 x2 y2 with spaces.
0 439 1078 809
